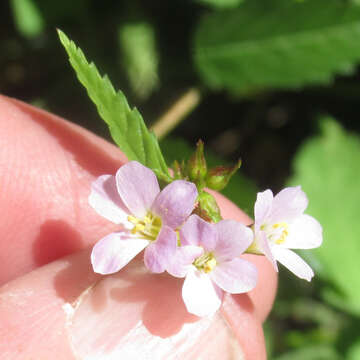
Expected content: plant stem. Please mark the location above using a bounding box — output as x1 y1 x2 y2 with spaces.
151 88 201 139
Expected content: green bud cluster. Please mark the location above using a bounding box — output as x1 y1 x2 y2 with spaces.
171 139 241 223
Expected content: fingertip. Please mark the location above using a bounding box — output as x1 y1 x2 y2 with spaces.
0 251 250 359
222 293 268 360
0 95 127 284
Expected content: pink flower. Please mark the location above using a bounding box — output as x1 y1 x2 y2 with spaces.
167 215 258 317
89 161 198 275
252 186 323 281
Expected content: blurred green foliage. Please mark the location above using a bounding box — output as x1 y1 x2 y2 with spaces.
195 0 360 94
10 0 45 38
289 119 360 316
2 0 360 358
118 21 159 100
196 0 243 9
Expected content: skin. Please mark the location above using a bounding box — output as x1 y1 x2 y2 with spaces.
0 95 277 359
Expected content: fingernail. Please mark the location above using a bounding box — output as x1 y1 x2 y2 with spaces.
64 261 244 359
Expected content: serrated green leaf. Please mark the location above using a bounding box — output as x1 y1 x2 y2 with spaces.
118 22 159 100
10 0 45 38
57 30 170 181
288 118 360 314
194 0 360 94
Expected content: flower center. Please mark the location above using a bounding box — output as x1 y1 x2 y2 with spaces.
193 252 217 273
261 222 289 245
127 212 162 241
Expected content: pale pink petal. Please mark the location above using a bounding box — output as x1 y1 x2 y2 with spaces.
116 161 160 218
151 180 198 229
88 175 132 228
182 267 223 317
257 231 278 271
167 245 204 278
284 214 323 249
254 190 273 231
214 220 253 262
180 214 217 249
270 186 308 223
144 226 177 273
91 232 149 275
272 246 314 281
210 258 258 294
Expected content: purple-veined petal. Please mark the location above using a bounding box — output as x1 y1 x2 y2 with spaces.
214 220 254 262
182 267 223 317
151 180 198 229
91 232 149 275
285 214 323 249
167 245 204 278
270 186 308 224
210 258 258 294
272 246 314 281
144 226 177 273
180 214 217 249
254 189 273 231
116 161 160 218
88 175 132 228
257 231 278 271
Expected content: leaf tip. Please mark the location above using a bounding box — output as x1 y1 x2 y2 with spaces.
57 28 69 47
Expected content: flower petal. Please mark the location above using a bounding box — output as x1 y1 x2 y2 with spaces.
144 226 177 273
285 214 323 249
214 220 254 262
182 267 223 317
272 246 314 281
270 186 308 223
88 175 132 228
116 161 160 218
91 232 149 275
257 231 278 271
210 258 258 294
151 180 198 229
167 245 204 278
254 189 273 231
180 214 217 249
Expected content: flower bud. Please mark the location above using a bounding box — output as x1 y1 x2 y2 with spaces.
172 160 186 180
195 191 222 223
187 140 207 183
206 159 241 191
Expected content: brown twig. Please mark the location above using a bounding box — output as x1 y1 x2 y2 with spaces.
150 88 201 139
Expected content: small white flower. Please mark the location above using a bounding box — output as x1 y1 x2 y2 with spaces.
251 186 323 281
89 161 198 275
167 215 258 317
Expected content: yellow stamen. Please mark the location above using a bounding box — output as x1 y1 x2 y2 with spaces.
128 212 162 241
143 216 151 224
273 222 287 229
194 252 217 273
127 215 138 224
204 258 217 273
272 222 289 244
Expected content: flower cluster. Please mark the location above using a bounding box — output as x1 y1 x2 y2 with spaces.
89 161 322 317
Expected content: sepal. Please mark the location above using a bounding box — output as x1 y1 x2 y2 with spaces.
206 159 241 191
